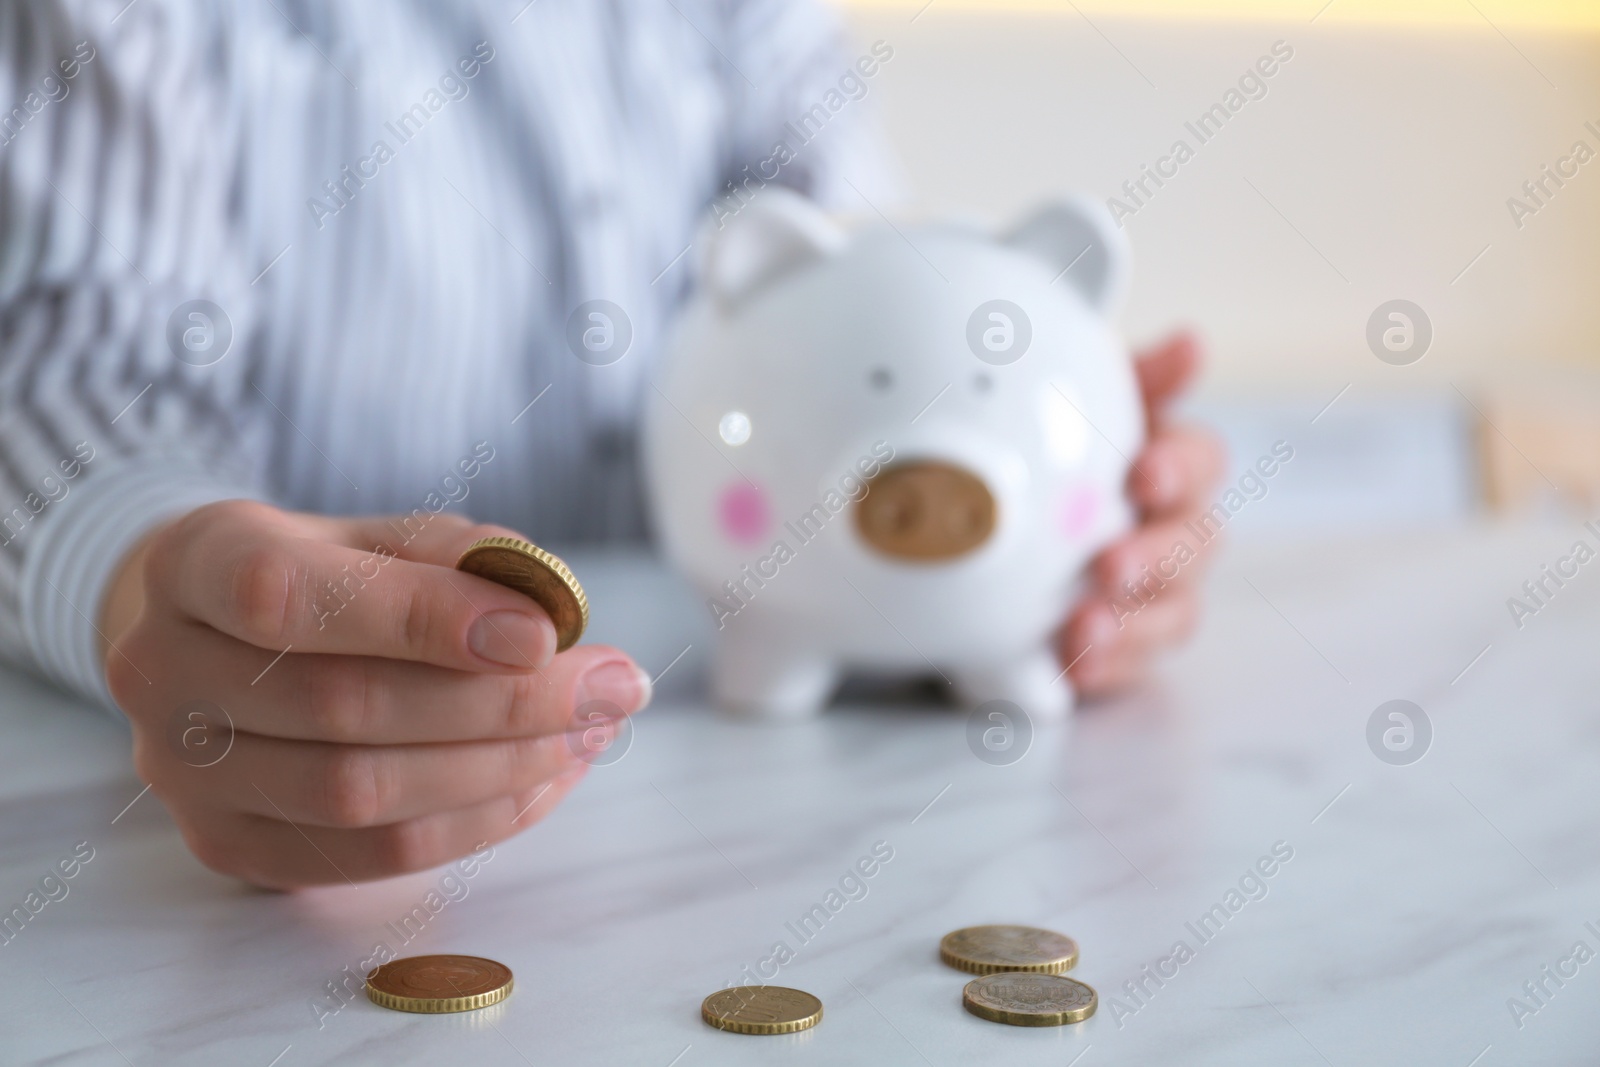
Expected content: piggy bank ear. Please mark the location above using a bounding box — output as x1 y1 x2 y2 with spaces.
1003 195 1131 315
703 187 846 307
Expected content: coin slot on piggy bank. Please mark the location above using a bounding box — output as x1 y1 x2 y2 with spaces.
855 461 996 562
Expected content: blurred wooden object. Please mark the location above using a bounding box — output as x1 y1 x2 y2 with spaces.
1475 393 1600 513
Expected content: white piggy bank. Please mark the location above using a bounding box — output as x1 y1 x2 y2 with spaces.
643 188 1143 721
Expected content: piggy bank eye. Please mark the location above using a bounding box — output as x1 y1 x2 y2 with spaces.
718 410 752 446
972 372 992 393
868 367 893 391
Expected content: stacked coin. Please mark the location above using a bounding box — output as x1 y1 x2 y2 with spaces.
962 971 1097 1026
939 924 1079 975
697 924 1095 1037
941 924 1097 1027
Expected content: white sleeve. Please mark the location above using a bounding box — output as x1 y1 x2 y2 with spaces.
0 1 268 710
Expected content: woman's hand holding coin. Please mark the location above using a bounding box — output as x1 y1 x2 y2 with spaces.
100 501 650 889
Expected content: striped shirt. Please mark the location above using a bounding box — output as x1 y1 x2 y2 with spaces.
0 0 896 707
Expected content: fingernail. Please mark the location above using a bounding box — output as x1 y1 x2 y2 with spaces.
468 611 556 669
574 660 652 720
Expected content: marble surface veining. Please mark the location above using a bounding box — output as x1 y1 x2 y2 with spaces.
0 523 1595 1065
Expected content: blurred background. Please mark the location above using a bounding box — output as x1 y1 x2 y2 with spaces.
830 0 1600 535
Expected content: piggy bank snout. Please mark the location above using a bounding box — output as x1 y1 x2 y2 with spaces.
855 460 996 561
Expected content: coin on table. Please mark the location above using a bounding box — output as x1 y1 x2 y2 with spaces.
962 972 1097 1027
456 536 589 652
939 925 1079 975
365 954 514 1014
701 986 823 1035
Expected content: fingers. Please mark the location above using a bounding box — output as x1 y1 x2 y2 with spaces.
1062 483 1209 700
307 512 523 569
175 766 588 889
151 502 558 671
171 727 607 828
1133 330 1202 419
124 502 638 890
134 621 649 744
1062 453 1224 698
1060 587 1200 698
1131 423 1228 518
1092 514 1220 598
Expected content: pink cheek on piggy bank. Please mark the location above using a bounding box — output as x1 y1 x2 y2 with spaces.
717 482 771 545
1059 484 1101 541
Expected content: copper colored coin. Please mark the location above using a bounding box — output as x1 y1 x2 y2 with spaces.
365 954 513 1014
456 536 589 652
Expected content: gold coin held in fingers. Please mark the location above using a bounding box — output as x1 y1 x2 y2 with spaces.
939 925 1079 975
962 972 1097 1027
701 986 823 1035
365 954 513 1014
456 536 589 652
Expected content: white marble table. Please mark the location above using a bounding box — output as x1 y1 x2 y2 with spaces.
1 523 1596 1066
